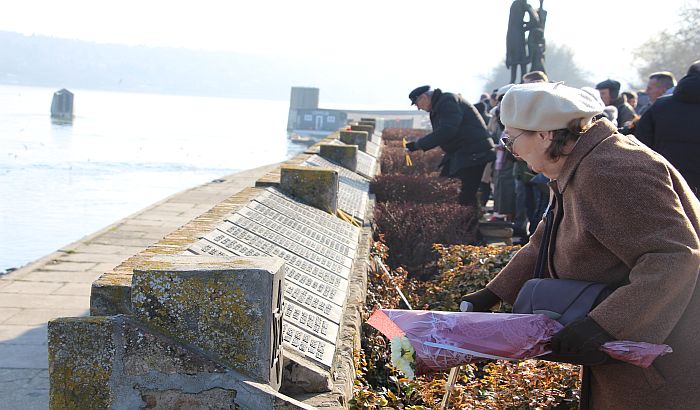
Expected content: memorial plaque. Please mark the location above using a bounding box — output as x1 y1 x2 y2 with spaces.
304 156 370 189
225 215 351 278
355 150 378 179
188 236 342 370
246 200 355 255
283 322 334 369
262 189 360 240
195 234 347 307
303 156 369 222
187 240 344 319
365 140 381 158
283 300 339 344
209 222 350 284
285 282 342 324
235 206 353 268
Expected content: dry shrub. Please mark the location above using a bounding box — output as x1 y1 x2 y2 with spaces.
380 147 444 176
370 174 460 203
381 127 429 141
374 202 478 278
411 244 520 311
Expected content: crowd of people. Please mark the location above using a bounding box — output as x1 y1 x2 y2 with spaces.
404 61 700 408
407 62 699 243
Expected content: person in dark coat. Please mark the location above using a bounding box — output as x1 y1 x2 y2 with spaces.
406 85 496 206
595 79 637 126
461 82 700 409
636 60 700 197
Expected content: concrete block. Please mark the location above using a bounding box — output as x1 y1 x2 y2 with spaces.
279 166 339 214
338 130 368 152
318 144 358 172
131 255 284 389
48 315 313 409
350 124 374 139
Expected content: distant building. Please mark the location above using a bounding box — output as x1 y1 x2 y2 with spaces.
293 109 347 133
287 86 427 135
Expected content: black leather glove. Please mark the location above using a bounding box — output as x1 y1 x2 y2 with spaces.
550 316 614 354
405 141 418 152
460 288 500 312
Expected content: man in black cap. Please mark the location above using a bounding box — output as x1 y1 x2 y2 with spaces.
406 85 496 206
595 79 636 126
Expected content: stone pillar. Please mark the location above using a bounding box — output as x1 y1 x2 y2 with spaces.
130 255 285 389
50 88 73 120
338 130 368 152
279 165 339 214
350 124 373 139
319 144 358 172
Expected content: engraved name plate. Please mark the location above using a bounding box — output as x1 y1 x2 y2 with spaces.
283 322 334 369
283 300 339 344
225 215 352 279
236 206 353 268
195 233 347 307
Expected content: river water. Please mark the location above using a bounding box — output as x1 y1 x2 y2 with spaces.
0 85 312 271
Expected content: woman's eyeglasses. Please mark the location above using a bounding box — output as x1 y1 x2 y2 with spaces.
500 130 527 155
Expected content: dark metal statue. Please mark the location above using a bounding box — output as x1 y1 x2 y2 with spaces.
506 0 547 83
527 0 547 74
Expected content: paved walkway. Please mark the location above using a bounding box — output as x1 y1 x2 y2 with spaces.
0 163 278 410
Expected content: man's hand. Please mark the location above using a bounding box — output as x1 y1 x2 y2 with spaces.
405 141 418 152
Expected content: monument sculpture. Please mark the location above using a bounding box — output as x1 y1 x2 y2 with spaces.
506 0 547 83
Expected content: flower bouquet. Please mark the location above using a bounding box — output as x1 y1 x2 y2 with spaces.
368 309 672 379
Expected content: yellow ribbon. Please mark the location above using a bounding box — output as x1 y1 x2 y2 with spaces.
403 138 413 167
337 209 361 227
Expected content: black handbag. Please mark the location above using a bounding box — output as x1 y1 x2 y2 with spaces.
512 194 613 365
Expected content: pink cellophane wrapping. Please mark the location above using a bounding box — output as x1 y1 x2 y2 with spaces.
368 309 672 374
369 310 560 373
600 341 672 368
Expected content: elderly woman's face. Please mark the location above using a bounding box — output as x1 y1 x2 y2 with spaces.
503 126 555 175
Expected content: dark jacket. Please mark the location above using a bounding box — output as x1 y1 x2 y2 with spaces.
488 119 700 409
612 95 637 126
414 89 495 177
636 73 700 195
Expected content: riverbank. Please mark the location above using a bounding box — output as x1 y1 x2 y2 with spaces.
0 162 278 410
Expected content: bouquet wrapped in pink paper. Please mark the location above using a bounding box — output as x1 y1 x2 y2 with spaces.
367 309 672 377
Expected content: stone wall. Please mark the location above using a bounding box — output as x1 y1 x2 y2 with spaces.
48 121 381 409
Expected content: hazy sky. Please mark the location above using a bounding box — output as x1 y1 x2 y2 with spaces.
1 0 692 106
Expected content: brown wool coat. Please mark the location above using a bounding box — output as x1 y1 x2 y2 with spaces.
487 119 700 409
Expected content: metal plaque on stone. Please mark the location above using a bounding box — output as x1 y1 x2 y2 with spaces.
285 282 342 324
193 233 347 307
303 156 369 222
304 155 370 189
365 140 381 158
235 206 354 268
355 150 378 179
283 300 339 344
262 188 361 241
224 215 352 278
283 322 334 369
245 200 355 255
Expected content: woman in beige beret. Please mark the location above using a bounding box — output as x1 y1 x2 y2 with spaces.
461 82 700 409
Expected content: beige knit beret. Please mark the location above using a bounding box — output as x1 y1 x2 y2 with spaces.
500 82 604 131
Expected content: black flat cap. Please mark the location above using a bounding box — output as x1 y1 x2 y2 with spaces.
409 85 430 105
595 79 621 94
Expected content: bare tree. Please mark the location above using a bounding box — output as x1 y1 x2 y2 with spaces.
633 0 700 80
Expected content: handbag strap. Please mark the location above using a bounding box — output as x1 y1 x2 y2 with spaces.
534 191 556 279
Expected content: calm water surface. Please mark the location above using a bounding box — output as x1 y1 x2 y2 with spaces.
0 85 310 271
